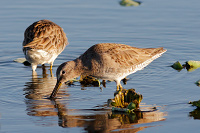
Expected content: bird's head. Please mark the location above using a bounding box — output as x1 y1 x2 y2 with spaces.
50 61 78 98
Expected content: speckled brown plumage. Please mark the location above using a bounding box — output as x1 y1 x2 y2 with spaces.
50 43 167 98
23 19 68 71
79 43 165 76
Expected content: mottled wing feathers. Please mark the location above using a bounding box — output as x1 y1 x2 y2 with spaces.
81 43 166 69
23 20 68 53
120 47 166 68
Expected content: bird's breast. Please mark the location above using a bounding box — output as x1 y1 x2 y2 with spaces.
24 49 58 64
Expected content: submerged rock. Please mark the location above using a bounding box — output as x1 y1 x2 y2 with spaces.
120 0 141 6
14 58 31 66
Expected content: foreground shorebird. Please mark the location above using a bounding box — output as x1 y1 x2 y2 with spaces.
50 43 166 98
22 19 68 73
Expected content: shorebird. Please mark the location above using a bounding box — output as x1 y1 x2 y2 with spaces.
50 43 166 98
22 19 68 74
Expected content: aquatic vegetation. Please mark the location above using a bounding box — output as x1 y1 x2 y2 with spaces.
65 78 79 86
185 60 200 72
79 75 100 87
195 80 200 87
189 100 200 119
108 88 143 113
119 0 141 6
122 77 128 85
187 60 200 68
189 108 200 119
171 61 183 70
109 111 140 124
189 100 200 109
171 60 200 72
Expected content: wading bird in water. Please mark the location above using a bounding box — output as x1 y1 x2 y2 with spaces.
50 43 166 98
22 19 68 75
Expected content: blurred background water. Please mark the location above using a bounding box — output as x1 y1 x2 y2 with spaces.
1 0 200 132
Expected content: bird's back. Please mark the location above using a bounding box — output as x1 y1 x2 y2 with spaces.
23 19 68 54
78 43 166 79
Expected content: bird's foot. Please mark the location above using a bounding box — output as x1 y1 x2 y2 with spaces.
116 84 123 91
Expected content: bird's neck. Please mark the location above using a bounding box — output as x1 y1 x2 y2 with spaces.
73 58 85 76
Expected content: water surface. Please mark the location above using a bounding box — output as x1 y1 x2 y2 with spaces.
1 0 200 132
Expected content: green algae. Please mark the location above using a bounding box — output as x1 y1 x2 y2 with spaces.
109 89 142 113
189 100 200 108
171 61 183 70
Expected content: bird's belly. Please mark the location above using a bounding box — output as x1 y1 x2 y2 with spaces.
90 66 141 81
93 74 125 81
24 49 57 65
92 71 133 81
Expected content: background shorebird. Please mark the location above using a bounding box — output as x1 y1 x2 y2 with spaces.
50 43 167 98
22 19 68 74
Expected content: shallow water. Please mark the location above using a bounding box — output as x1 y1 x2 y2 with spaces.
1 0 200 132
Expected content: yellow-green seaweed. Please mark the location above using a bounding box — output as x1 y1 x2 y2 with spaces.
110 88 142 113
185 60 200 72
187 60 200 68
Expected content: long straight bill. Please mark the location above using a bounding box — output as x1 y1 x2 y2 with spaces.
50 81 62 99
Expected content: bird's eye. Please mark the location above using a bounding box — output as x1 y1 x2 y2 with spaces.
62 71 66 74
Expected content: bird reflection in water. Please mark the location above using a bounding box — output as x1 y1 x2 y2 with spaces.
24 67 166 132
55 101 167 132
24 66 69 117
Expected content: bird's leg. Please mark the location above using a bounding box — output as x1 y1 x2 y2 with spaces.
102 80 106 88
42 64 47 77
80 75 84 81
32 70 37 78
49 63 53 77
50 64 53 70
117 84 123 91
116 80 123 91
31 64 37 71
42 64 46 70
115 79 123 91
